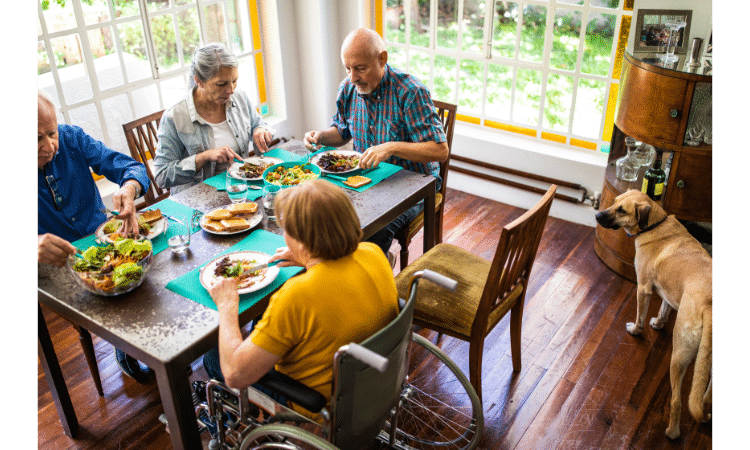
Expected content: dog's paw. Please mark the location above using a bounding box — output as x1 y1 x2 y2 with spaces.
665 427 680 440
626 322 643 335
650 317 666 330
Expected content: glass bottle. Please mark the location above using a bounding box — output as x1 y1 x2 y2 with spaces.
630 140 656 168
641 150 666 201
615 140 639 182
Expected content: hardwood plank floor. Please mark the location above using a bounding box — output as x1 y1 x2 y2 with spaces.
38 187 712 449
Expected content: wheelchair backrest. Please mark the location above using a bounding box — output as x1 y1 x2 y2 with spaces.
329 292 416 450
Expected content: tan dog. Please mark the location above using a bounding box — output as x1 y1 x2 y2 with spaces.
595 190 711 439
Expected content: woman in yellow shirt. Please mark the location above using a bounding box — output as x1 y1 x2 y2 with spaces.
206 179 398 419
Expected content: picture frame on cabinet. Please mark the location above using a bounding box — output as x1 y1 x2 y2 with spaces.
634 9 693 54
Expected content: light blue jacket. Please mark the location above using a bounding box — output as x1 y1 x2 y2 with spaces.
154 87 270 193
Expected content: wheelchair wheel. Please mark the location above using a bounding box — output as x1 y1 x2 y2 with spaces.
382 332 484 450
239 423 338 450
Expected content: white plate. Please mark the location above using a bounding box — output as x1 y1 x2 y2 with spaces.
229 156 283 181
199 206 262 235
310 150 362 174
96 215 168 241
199 251 280 294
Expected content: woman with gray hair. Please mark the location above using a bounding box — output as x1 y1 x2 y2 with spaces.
154 42 274 193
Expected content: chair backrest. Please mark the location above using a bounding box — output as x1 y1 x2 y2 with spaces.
475 185 557 335
432 99 457 197
122 110 168 210
328 292 417 450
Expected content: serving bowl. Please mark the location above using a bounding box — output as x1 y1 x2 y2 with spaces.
67 233 153 296
262 161 321 188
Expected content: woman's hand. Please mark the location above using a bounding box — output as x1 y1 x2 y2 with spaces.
196 146 243 170
38 233 76 266
268 246 299 267
209 277 240 311
253 127 274 153
112 182 140 234
303 130 324 149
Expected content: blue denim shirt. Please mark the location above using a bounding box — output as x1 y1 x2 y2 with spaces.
38 124 151 242
154 87 270 194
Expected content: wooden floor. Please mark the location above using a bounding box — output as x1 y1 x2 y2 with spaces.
38 188 712 449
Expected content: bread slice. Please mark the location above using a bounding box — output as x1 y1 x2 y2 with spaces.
139 209 163 224
344 175 371 188
220 217 250 232
228 202 258 215
205 208 233 221
203 220 225 233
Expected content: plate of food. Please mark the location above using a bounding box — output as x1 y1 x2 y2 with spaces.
199 251 280 294
97 209 167 242
68 233 153 296
262 161 321 188
310 150 362 174
229 156 283 181
200 202 262 235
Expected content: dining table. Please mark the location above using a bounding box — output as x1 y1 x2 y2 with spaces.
38 139 436 450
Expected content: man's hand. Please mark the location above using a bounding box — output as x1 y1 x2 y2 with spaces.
112 181 140 234
209 277 240 311
358 142 394 169
253 127 274 153
38 233 76 266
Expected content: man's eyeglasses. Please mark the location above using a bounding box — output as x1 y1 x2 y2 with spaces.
45 174 64 210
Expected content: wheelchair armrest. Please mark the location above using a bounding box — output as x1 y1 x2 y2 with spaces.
256 371 327 413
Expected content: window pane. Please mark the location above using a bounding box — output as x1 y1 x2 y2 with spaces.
458 59 484 113
177 9 201 64
591 0 619 8
146 0 170 13
433 55 457 103
204 3 227 45
38 40 51 75
550 8 581 71
118 20 152 83
130 84 162 120
68 103 103 142
409 50 431 87
89 26 124 90
519 5 546 62
160 74 190 110
411 0 430 47
461 0 484 53
151 14 178 70
388 45 407 72
486 62 512 120
40 0 78 32
50 34 93 104
514 68 541 126
437 1 458 49
386 0 406 44
582 12 616 76
81 0 110 26
492 1 518 59
557 0 583 5
544 74 574 131
115 0 141 18
226 0 251 54
572 78 606 138
101 94 133 154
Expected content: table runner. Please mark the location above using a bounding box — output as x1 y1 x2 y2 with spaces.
71 198 201 255
165 229 302 314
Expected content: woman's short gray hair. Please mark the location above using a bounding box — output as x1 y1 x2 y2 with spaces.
189 43 238 89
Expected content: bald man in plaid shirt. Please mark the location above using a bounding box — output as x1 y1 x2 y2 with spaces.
305 28 448 263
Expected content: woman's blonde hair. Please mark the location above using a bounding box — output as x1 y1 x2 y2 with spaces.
276 179 362 260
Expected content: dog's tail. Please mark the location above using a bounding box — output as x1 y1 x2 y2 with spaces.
688 307 712 422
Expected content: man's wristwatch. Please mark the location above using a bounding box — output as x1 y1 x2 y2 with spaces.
123 180 142 199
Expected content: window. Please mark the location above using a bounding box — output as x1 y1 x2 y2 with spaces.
38 0 268 157
381 0 633 152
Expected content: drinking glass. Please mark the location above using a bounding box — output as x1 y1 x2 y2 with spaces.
226 172 248 203
166 212 191 253
263 184 281 221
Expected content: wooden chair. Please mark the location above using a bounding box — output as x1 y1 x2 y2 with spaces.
122 110 169 210
394 185 557 400
394 100 457 271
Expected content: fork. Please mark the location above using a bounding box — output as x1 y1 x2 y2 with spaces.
100 206 119 217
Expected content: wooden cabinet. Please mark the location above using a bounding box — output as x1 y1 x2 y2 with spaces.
595 52 712 282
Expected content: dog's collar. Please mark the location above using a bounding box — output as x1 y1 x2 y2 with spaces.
628 217 668 237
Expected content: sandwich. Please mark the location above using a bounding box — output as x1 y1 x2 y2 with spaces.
344 175 371 188
228 202 258 215
203 220 225 233
139 209 163 225
220 217 250 232
205 208 233 221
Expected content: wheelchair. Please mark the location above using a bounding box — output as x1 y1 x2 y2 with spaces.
196 270 484 450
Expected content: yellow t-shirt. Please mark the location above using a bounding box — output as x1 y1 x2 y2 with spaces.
250 242 398 419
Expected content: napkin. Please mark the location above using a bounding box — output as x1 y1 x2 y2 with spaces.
165 230 302 314
320 162 402 192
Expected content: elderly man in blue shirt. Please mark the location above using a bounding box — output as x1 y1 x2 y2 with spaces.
304 27 448 266
37 90 153 383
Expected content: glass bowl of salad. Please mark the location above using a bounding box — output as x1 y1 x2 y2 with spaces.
67 233 153 296
262 161 320 188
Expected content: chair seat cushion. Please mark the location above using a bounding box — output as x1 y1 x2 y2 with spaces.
394 243 523 338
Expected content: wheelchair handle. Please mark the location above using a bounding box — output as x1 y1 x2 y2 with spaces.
420 269 458 292
344 343 388 373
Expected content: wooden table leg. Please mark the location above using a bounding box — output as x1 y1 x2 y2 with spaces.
155 359 203 450
72 325 104 396
38 304 79 437
423 181 436 254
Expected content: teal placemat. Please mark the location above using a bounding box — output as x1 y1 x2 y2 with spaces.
203 147 303 192
319 162 402 192
165 229 302 313
71 198 201 256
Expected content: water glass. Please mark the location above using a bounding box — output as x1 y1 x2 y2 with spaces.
226 172 248 203
263 184 281 221
166 212 191 253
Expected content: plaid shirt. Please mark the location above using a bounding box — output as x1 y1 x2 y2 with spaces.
331 64 445 183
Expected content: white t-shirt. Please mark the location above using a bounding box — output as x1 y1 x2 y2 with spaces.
210 120 240 173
